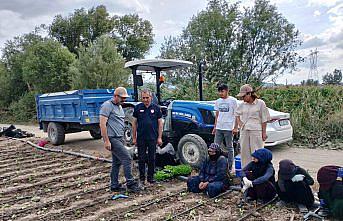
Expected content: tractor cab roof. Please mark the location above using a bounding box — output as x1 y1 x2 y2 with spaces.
124 59 193 72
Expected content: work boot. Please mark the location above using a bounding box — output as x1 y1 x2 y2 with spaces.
127 183 142 193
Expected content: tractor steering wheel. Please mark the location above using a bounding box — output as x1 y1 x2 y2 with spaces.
160 97 174 107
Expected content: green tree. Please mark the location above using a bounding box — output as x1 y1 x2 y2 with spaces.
0 33 43 106
235 0 302 85
49 6 154 60
21 39 75 93
323 69 342 85
112 14 154 61
49 5 114 54
69 35 130 89
0 62 11 107
301 79 319 86
160 0 302 95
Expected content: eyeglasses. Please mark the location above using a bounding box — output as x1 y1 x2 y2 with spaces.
115 95 127 100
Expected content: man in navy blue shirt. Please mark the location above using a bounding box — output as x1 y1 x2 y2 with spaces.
132 88 163 185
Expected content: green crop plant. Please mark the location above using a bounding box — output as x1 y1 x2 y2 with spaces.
154 164 192 181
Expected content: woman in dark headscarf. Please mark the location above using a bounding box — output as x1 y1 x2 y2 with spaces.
317 165 343 219
187 143 230 198
241 148 276 201
276 159 314 212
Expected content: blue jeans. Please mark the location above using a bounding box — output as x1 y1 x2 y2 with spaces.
109 137 135 189
214 129 234 170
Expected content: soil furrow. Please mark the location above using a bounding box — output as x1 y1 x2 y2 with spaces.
1 184 109 221
0 158 89 179
0 155 62 170
0 155 46 165
0 165 111 195
0 173 109 206
88 186 187 221
0 160 106 185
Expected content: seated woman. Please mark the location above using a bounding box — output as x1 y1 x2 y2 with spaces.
241 148 276 201
317 165 343 219
187 143 229 198
276 159 314 212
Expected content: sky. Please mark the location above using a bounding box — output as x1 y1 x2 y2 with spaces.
0 0 342 84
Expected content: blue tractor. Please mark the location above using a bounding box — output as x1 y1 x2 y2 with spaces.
124 59 216 167
36 59 216 167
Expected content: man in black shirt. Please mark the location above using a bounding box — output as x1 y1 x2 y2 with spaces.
132 89 163 185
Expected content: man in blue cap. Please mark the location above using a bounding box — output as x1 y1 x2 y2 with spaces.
187 143 230 198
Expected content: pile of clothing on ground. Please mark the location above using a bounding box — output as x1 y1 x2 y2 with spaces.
0 125 34 138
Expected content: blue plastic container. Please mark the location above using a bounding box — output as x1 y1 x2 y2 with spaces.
337 167 343 182
235 155 242 177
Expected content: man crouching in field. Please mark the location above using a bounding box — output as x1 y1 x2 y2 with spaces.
99 87 141 193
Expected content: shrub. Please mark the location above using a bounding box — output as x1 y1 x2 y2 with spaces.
8 91 37 123
260 85 343 144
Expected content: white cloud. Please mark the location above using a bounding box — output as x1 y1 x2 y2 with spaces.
0 10 53 47
307 0 341 7
314 10 321 16
116 0 151 14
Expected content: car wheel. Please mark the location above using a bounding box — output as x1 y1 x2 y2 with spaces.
178 134 208 168
47 122 65 145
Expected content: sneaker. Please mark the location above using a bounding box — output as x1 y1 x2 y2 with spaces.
297 204 308 213
127 183 142 193
110 185 126 192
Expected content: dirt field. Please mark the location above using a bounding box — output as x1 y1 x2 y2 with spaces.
1 124 342 220
1 124 341 178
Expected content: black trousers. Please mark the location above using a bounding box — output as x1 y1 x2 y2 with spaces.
276 181 314 207
137 139 156 181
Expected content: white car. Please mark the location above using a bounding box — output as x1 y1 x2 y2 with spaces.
264 108 293 146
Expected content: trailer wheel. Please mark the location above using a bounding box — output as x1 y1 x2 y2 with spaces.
89 129 102 139
178 134 208 168
47 122 65 145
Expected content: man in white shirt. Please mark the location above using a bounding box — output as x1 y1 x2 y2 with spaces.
212 84 237 173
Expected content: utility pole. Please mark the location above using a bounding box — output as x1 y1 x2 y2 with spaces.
198 60 207 101
308 49 319 82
